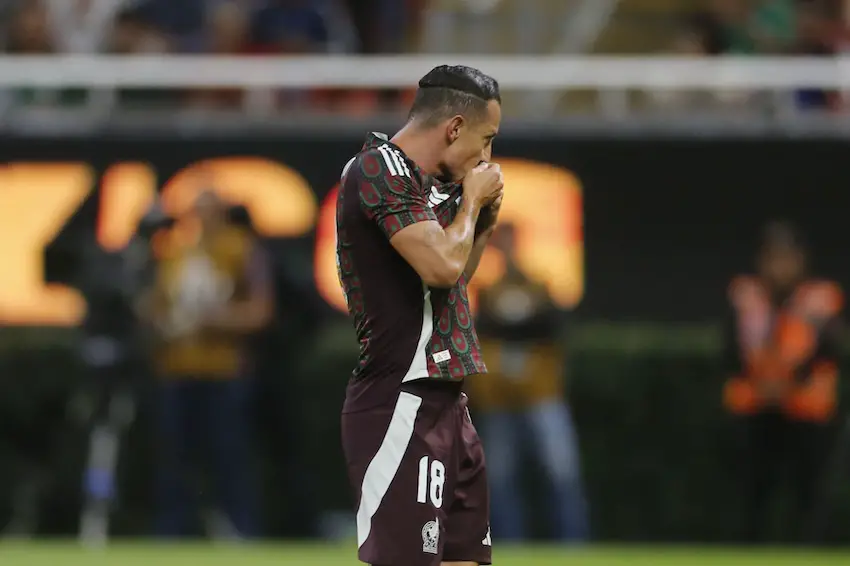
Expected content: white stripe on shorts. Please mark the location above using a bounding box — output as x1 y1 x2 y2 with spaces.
356 391 423 548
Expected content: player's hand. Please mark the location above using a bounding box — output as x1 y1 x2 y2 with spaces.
475 191 503 236
463 162 504 207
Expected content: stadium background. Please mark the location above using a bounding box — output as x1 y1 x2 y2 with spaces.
2 0 850 564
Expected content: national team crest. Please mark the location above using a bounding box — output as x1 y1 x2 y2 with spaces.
422 519 440 554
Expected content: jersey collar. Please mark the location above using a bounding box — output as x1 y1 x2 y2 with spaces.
362 131 393 151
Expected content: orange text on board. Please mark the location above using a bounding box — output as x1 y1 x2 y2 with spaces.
0 157 582 325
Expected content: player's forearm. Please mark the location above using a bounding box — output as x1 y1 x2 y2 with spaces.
430 200 482 286
464 227 494 281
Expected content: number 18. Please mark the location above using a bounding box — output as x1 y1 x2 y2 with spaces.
417 456 445 509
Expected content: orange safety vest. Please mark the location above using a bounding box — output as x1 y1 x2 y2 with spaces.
723 276 843 422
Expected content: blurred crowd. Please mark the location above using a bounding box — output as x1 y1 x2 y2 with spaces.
665 0 850 110
0 0 425 112
1 0 849 115
0 0 426 55
678 0 849 58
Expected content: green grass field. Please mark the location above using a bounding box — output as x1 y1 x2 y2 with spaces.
0 543 849 566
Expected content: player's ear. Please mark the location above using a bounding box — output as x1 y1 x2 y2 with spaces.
447 115 464 144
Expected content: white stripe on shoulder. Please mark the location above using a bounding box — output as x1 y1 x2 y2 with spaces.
376 144 411 178
341 156 357 181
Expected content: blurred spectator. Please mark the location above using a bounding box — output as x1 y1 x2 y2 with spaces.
723 222 843 544
687 0 840 57
791 0 843 109
702 0 756 53
341 0 383 54
795 0 834 54
2 0 85 107
246 0 332 112
751 0 798 52
655 0 850 112
186 1 249 54
179 1 334 110
148 187 274 539
44 0 132 53
338 0 424 54
108 5 174 108
646 12 752 112
696 0 798 55
405 0 426 51
335 0 426 113
107 4 171 53
132 0 206 41
5 0 54 53
183 2 250 109
248 0 328 53
675 12 728 55
468 224 589 542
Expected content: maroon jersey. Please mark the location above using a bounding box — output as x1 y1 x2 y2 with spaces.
337 133 487 412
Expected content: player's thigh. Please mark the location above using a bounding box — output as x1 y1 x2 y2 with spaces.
443 395 492 565
342 392 455 566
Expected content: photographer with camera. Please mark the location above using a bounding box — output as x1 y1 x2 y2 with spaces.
144 189 273 540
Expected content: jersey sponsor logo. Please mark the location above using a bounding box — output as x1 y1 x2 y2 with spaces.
428 186 450 208
422 519 440 554
377 144 411 178
432 349 451 364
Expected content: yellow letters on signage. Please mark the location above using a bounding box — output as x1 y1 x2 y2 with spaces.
0 158 318 325
159 158 317 237
0 156 581 325
97 163 157 251
0 163 92 324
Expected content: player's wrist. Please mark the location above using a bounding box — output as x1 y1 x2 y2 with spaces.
465 197 484 215
476 224 496 239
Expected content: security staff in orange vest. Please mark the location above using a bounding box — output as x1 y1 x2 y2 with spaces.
723 222 843 544
148 188 274 539
467 223 588 542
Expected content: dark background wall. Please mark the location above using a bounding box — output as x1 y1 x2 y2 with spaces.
1 132 849 542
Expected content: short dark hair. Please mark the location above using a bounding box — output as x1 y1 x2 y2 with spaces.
408 65 501 126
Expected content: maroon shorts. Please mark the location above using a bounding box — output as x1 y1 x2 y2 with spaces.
342 381 492 566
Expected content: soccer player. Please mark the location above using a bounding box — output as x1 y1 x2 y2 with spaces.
337 65 504 566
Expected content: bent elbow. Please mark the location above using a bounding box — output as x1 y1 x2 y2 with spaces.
420 263 463 288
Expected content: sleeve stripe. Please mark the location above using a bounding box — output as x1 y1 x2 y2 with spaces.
378 144 411 178
393 150 411 177
378 145 399 177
